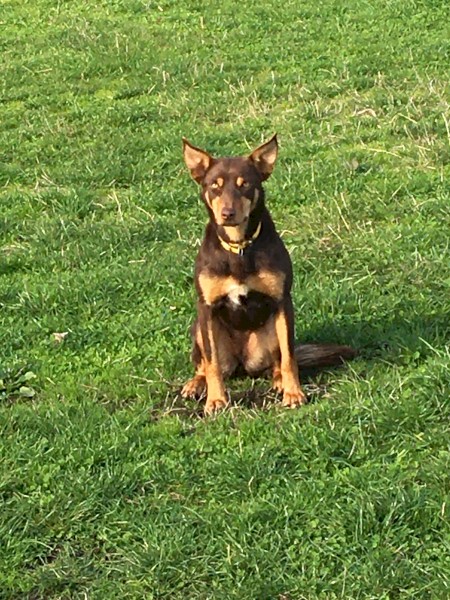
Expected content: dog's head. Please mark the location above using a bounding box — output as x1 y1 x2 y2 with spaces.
182 135 278 228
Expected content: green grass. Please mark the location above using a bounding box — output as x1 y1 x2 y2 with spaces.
1 0 449 597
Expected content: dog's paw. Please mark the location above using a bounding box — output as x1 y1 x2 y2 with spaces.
204 397 228 415
281 388 307 408
181 376 206 399
272 372 283 394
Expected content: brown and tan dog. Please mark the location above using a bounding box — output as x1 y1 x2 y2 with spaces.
181 135 355 415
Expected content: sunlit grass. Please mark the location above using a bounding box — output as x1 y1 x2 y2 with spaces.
1 0 449 597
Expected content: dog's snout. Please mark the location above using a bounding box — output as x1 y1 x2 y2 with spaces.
221 206 236 221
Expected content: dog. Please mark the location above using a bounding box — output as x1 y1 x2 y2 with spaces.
181 134 355 415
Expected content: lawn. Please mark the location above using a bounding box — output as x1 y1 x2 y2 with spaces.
1 0 449 598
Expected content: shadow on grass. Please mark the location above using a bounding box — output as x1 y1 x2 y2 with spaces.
152 365 341 421
299 312 449 361
153 309 449 420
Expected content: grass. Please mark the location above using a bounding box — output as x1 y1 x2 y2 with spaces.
1 0 449 597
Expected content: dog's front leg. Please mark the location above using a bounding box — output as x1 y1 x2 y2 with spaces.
274 295 307 407
198 304 229 415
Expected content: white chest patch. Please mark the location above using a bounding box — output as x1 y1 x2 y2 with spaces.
227 283 249 306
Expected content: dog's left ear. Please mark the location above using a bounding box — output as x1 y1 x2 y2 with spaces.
249 134 278 180
182 138 213 184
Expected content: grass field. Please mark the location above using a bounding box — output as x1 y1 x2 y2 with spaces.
1 0 449 598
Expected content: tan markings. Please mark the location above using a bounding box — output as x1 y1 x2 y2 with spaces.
181 373 206 398
243 317 279 374
203 317 229 414
236 176 244 187
198 273 239 305
206 191 252 227
220 196 251 241
195 325 203 348
241 196 252 222
209 195 223 223
182 344 207 398
247 270 285 301
199 270 284 305
194 358 206 377
274 309 306 406
216 177 224 187
204 190 212 209
223 223 247 243
204 361 226 408
272 363 283 393
195 320 237 376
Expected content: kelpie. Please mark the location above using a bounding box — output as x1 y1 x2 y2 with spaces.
181 134 355 415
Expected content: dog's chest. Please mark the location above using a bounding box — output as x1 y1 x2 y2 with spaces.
198 270 284 307
215 280 279 331
198 271 285 331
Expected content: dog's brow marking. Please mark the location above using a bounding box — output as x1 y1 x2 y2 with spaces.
236 176 244 187
217 177 224 187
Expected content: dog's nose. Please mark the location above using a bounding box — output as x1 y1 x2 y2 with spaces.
221 207 236 221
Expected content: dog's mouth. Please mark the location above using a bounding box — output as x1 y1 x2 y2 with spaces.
219 216 248 228
219 220 239 227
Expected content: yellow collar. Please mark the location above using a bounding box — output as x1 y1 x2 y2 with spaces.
217 222 262 255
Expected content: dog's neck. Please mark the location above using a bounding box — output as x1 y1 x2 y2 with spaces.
219 223 249 244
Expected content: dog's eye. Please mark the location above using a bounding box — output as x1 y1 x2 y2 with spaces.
236 177 250 188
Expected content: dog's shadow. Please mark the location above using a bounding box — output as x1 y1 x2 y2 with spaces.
152 310 447 420
301 311 447 362
155 362 350 421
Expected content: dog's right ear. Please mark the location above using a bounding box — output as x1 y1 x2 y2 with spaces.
182 138 213 184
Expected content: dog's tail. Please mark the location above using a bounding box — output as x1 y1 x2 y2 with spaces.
295 343 357 369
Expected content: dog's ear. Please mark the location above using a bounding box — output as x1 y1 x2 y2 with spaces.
249 134 278 180
182 138 213 184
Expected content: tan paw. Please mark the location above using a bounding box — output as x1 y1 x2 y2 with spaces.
281 388 307 408
181 376 206 399
204 397 228 415
272 373 283 394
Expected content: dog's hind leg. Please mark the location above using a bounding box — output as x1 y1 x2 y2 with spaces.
241 317 283 393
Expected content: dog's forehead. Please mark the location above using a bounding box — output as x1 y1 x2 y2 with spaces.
206 157 258 182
